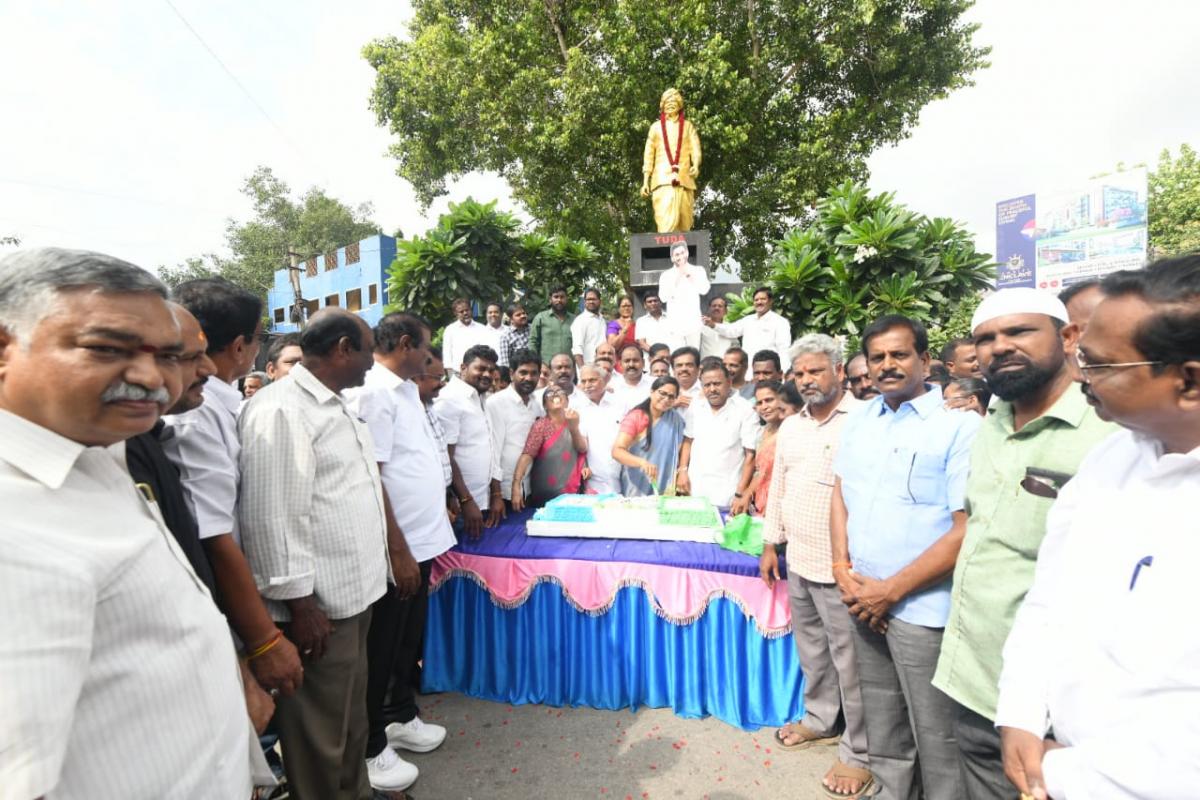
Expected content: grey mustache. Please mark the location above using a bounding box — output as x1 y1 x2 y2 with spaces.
101 382 171 404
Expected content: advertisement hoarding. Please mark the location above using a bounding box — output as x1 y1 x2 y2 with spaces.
995 167 1148 291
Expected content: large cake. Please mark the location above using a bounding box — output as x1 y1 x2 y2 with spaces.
526 493 724 543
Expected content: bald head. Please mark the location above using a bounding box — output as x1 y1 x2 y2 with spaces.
300 308 375 392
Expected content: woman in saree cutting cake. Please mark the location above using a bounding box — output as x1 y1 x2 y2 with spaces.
511 385 590 510
611 376 686 496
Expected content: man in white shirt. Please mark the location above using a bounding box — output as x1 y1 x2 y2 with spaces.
484 301 509 345
705 286 791 380
671 346 703 409
614 343 653 412
239 308 397 800
571 288 606 367
677 357 757 507
345 312 450 792
571 363 626 494
658 241 711 350
724 348 754 400
700 295 740 359
486 348 544 506
442 298 494 376
997 255 1200 800
635 290 672 354
436 343 505 532
0 248 257 799
164 278 304 698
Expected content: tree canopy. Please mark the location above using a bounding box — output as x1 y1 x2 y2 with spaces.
387 197 611 331
760 181 993 343
363 0 989 283
160 166 382 296
1148 143 1200 258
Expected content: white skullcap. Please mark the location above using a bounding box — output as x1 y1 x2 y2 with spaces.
971 288 1069 333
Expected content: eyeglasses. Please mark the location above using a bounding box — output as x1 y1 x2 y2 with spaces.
653 390 678 401
1075 349 1163 384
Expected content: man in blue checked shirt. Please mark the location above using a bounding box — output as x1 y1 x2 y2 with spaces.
830 314 981 800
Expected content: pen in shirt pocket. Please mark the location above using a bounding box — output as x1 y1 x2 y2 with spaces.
1129 555 1153 591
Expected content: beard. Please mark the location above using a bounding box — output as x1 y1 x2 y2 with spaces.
800 385 837 406
985 354 1061 401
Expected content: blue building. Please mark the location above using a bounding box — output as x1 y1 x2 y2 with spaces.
267 234 397 333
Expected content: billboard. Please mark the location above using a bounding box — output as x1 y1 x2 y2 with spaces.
995 167 1148 290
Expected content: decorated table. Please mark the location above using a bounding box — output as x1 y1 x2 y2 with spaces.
421 509 804 731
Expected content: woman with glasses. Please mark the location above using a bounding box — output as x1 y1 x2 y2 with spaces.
612 376 686 496
510 385 590 510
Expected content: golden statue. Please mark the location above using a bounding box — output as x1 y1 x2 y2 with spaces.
640 88 702 233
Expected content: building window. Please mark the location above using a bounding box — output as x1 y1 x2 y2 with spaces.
368 284 379 305
324 252 337 271
305 258 318 278
346 288 363 312
303 299 319 319
325 293 339 307
273 307 285 324
346 242 361 264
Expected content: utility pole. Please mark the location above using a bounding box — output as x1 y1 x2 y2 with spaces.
286 248 310 328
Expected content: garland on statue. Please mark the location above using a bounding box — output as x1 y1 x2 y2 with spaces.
659 111 685 187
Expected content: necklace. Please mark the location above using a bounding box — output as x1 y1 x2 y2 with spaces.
659 111 685 187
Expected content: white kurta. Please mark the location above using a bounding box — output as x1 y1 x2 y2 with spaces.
996 429 1200 799
713 310 792 380
683 394 758 506
658 264 711 347
570 391 626 494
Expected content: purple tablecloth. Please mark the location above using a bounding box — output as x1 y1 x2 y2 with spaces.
454 509 787 579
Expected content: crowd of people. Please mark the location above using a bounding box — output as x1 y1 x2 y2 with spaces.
0 245 1197 800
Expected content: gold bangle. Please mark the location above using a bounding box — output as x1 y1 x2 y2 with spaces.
247 630 284 660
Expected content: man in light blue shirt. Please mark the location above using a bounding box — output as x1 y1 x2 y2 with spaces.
831 315 980 800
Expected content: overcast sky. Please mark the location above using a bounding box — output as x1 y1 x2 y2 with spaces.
1 0 1196 274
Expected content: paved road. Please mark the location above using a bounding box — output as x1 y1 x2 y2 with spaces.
398 691 839 799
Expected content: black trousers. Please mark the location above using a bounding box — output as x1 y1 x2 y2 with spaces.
364 559 434 758
955 701 1015 800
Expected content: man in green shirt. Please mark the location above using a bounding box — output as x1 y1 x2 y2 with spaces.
529 285 575 365
933 288 1115 799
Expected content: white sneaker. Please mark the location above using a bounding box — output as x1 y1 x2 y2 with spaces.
366 746 418 791
386 716 447 753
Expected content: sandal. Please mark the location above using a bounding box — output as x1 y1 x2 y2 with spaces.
773 721 840 750
821 761 874 799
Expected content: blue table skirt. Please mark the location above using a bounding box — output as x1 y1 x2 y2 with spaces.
422 575 805 731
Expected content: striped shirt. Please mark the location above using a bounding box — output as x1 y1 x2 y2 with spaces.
762 392 861 582
238 364 390 621
425 404 453 486
0 410 253 799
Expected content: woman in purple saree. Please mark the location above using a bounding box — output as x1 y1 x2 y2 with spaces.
510 385 590 510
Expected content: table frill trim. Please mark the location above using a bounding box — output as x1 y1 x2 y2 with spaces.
429 566 791 639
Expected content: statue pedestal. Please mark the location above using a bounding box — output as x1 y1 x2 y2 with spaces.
628 230 711 288
626 229 740 315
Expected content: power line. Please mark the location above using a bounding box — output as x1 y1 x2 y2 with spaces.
161 0 322 178
0 178 227 214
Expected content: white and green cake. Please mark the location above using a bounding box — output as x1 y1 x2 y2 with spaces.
526 493 724 543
